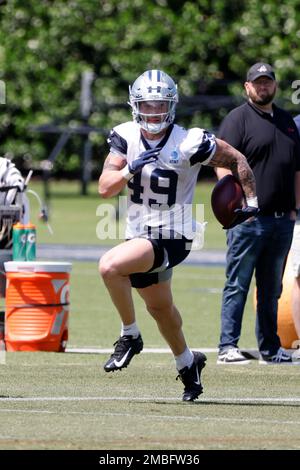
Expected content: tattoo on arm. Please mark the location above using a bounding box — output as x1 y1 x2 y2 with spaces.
102 155 126 172
209 139 256 198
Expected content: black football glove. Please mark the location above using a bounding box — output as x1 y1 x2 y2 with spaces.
128 147 161 175
225 206 259 229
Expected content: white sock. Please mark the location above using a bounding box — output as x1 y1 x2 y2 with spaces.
121 322 140 339
175 347 194 371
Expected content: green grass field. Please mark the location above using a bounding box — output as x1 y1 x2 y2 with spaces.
1 180 299 451
1 351 300 450
1 262 300 450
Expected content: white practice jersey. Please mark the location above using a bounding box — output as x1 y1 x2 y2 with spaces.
108 122 216 239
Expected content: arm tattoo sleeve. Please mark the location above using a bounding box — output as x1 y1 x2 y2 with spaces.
208 139 256 198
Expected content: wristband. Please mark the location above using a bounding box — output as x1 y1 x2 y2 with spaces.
246 196 258 208
121 164 134 181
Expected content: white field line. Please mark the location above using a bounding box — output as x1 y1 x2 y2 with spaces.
0 396 299 405
65 347 260 358
65 347 218 354
0 408 299 430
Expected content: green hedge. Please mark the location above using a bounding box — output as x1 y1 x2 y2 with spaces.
1 0 300 174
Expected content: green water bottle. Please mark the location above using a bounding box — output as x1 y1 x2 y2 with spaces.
25 222 36 261
12 222 26 261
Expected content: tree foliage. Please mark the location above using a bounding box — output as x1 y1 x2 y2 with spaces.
1 0 300 174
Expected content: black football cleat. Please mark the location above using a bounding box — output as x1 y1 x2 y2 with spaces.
104 334 143 372
176 351 207 402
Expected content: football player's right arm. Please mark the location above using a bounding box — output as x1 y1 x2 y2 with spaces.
98 152 128 198
99 147 160 198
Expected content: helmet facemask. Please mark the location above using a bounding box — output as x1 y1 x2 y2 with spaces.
132 99 176 134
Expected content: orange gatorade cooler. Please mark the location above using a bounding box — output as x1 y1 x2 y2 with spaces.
4 261 72 352
253 254 298 349
276 255 298 349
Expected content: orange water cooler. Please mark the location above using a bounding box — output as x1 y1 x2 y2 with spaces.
253 255 298 349
4 261 72 352
276 255 298 348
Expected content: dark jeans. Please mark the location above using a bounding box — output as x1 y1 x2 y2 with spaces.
219 214 295 357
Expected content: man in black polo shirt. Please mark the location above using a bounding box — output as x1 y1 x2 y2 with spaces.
216 62 300 364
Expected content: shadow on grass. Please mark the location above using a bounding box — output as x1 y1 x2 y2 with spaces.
152 399 300 408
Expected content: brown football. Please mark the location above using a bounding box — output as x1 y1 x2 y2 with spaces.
211 174 245 228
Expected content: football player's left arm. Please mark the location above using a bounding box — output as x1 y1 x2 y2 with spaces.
208 138 257 206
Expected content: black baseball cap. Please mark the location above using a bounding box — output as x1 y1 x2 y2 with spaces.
246 62 276 81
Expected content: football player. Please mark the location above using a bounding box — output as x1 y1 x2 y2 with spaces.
0 157 30 248
98 70 258 401
0 157 30 300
